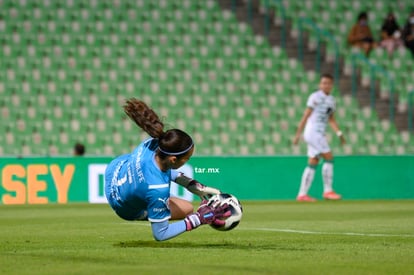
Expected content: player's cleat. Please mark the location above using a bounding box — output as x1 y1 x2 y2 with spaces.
296 195 317 202
323 191 342 200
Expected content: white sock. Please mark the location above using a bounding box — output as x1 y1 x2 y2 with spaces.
298 165 316 196
322 161 333 193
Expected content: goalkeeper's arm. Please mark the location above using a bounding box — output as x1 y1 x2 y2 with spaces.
174 172 221 199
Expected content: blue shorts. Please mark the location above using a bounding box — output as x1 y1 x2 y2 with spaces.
104 155 148 221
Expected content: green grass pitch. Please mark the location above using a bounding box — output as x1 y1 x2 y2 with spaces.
1 200 414 275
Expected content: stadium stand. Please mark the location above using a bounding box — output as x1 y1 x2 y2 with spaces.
267 0 414 108
262 0 413 153
0 0 413 156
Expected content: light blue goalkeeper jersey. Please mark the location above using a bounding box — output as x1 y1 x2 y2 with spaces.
105 138 179 222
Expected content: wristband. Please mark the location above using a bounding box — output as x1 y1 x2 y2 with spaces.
184 214 201 231
336 131 343 137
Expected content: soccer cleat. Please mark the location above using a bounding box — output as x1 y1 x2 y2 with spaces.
323 191 342 200
296 195 317 202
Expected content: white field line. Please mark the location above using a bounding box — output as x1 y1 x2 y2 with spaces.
240 227 414 238
123 223 414 238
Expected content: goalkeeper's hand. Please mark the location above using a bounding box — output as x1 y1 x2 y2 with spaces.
184 202 231 231
187 180 221 200
175 173 221 200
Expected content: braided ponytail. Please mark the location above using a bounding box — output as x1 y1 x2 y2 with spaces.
123 98 164 138
123 98 194 158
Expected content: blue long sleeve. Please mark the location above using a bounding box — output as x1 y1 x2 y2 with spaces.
151 220 187 241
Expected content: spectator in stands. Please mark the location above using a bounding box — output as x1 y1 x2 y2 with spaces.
379 12 404 57
73 143 85 156
402 9 414 57
347 12 376 56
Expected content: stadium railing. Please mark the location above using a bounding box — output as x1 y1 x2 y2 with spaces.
409 90 414 132
297 17 340 86
246 1 338 84
239 0 400 126
351 52 396 121
230 0 255 26
236 0 287 47
264 0 287 49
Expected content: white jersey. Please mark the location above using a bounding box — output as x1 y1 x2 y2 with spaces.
304 90 336 135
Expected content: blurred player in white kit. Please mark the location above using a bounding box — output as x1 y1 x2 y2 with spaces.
293 73 346 202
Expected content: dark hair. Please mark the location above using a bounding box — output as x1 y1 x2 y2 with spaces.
74 143 85 156
321 73 334 80
358 12 368 21
123 98 193 158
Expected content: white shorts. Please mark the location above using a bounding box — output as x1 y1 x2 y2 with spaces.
303 132 331 158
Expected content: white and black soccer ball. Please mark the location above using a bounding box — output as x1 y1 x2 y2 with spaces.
207 193 243 231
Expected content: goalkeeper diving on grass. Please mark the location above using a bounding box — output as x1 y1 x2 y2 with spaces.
104 98 230 241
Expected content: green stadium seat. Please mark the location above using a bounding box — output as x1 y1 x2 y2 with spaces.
0 0 413 156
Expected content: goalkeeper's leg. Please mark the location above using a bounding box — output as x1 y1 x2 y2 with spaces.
169 197 194 220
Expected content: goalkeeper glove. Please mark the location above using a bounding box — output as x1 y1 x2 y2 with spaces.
184 202 230 231
175 173 221 200
188 180 221 200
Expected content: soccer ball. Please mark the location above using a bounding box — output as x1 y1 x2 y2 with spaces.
207 193 243 231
